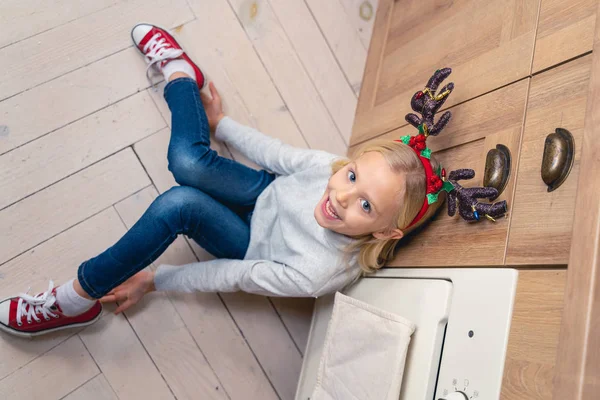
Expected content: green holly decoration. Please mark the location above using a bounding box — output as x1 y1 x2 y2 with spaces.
401 135 411 145
420 148 431 159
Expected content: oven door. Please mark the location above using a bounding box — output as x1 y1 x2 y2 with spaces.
296 277 452 400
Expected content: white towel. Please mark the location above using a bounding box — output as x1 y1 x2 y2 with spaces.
311 292 416 400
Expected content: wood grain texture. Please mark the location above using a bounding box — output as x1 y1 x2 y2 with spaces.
79 310 176 400
114 187 278 400
506 55 591 265
0 149 150 265
0 48 149 154
532 0 596 73
306 0 368 94
339 0 380 50
0 209 125 381
351 0 540 145
553 4 600 397
0 91 164 209
0 0 116 49
268 0 358 143
0 0 192 100
0 336 99 400
353 79 529 266
228 0 347 155
501 269 566 400
270 297 314 355
221 292 303 400
63 374 119 400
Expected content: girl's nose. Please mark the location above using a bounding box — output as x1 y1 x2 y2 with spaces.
336 190 350 208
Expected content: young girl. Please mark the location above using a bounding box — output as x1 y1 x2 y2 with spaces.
0 24 446 337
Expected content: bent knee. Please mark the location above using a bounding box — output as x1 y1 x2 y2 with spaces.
167 149 217 186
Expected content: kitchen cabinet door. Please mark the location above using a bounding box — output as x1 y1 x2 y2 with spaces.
349 79 529 266
532 0 596 73
506 55 591 265
351 0 539 146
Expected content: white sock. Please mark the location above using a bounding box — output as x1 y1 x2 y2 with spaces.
161 59 196 82
55 279 96 317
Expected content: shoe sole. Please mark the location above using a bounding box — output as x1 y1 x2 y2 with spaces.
131 22 206 89
0 299 103 338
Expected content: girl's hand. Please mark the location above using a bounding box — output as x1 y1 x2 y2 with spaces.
99 269 156 315
200 82 225 131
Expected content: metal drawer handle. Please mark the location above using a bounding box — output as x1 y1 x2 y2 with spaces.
483 144 511 201
541 128 575 192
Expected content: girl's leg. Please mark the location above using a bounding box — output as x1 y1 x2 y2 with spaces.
78 186 251 299
164 77 276 208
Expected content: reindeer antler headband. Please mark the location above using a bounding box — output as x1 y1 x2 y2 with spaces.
398 68 508 227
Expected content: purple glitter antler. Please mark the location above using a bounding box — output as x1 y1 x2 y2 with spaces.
405 68 455 136
447 169 508 222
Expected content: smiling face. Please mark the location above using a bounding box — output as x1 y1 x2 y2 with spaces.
314 151 406 238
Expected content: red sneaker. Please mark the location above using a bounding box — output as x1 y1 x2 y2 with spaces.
131 23 206 89
0 281 102 338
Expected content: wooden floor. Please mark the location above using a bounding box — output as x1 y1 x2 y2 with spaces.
0 1 375 399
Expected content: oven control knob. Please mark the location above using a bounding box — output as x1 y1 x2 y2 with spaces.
440 391 469 400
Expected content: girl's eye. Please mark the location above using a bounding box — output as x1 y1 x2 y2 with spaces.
360 199 371 213
347 170 356 183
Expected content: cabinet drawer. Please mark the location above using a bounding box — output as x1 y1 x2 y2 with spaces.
506 55 591 265
532 0 596 73
500 269 566 399
351 0 539 146
350 79 529 266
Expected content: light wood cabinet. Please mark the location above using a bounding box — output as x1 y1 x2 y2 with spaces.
351 0 539 146
532 0 596 73
507 55 591 265
501 269 567 399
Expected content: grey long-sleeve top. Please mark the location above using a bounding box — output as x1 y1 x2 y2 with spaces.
153 117 360 297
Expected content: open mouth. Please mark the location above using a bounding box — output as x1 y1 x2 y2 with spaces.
322 197 340 220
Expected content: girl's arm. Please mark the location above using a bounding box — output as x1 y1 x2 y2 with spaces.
153 258 318 297
216 117 340 176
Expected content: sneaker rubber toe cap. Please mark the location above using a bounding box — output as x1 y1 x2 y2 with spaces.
0 299 10 326
131 23 153 46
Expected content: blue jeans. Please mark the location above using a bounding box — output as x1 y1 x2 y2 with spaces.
78 78 276 299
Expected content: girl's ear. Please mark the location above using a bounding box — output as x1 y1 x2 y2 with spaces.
373 228 404 240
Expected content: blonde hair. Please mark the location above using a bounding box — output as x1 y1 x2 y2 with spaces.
333 139 445 274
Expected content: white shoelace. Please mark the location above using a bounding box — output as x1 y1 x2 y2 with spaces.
16 281 59 326
143 32 184 86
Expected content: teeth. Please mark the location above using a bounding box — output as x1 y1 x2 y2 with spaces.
326 199 339 219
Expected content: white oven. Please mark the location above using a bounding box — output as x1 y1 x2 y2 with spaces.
295 268 518 400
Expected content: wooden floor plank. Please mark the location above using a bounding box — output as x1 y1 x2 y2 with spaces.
0 0 117 49
0 336 99 400
115 187 278 400
268 0 357 144
0 0 193 100
79 310 176 400
270 297 314 356
0 48 149 154
339 0 379 50
182 4 307 147
63 374 119 400
0 209 128 381
306 0 367 94
0 149 150 265
227 0 347 155
0 91 164 210
222 292 303 399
